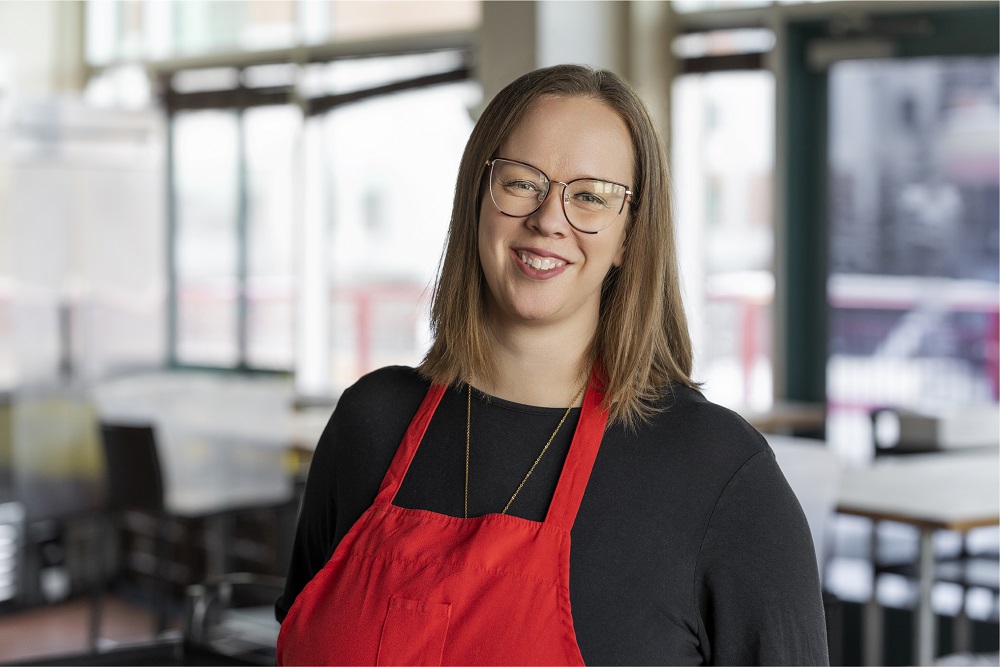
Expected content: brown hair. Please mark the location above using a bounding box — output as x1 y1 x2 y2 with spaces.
419 64 694 428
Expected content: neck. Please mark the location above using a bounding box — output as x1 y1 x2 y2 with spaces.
476 317 594 408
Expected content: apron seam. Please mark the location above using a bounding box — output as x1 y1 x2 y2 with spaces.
342 540 568 589
380 500 573 532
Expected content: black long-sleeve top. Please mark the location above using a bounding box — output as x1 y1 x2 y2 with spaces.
276 366 829 666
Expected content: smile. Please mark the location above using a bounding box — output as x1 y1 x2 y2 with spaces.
516 250 567 272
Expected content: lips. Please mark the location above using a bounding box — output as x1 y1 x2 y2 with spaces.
510 247 570 280
512 247 569 271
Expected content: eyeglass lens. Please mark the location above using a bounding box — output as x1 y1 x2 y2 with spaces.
489 159 627 233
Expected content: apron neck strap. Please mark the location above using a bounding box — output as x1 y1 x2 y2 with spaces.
543 364 609 531
377 383 447 503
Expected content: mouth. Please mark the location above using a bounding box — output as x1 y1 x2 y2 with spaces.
513 248 569 272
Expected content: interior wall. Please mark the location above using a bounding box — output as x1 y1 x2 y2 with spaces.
536 0 628 74
0 2 165 389
477 1 661 111
0 1 85 98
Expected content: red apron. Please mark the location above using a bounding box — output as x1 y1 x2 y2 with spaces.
277 370 609 666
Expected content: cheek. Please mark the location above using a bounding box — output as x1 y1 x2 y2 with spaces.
612 236 626 267
605 223 628 269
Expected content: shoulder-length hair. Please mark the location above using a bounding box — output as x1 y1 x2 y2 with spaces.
419 64 695 428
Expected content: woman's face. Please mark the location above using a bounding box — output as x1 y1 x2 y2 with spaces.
478 95 632 335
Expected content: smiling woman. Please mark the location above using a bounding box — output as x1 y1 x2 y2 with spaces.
276 65 830 666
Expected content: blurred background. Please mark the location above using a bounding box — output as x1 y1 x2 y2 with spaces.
0 1 996 665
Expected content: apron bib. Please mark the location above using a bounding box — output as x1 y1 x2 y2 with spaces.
277 368 609 666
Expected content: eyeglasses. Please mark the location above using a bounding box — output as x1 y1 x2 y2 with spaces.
486 157 633 234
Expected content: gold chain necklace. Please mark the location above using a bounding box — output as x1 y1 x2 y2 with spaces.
464 382 587 518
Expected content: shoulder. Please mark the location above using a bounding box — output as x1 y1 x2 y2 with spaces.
597 384 785 533
336 365 430 424
593 384 780 535
642 384 773 474
341 364 429 402
315 366 430 464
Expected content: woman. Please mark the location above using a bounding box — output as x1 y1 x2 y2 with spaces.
276 65 829 666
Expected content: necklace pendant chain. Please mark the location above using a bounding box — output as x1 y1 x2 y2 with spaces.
464 382 587 519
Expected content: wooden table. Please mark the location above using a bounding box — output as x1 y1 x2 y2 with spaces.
836 450 1000 666
741 401 826 435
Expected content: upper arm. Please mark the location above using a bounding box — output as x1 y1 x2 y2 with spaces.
275 403 343 623
694 450 829 666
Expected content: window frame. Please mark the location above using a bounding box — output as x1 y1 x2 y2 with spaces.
158 41 473 375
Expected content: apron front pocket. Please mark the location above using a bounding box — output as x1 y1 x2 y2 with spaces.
376 597 452 666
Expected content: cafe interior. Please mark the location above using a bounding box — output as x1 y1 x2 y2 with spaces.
0 0 997 665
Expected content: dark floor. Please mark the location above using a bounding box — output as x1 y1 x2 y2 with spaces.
0 594 180 664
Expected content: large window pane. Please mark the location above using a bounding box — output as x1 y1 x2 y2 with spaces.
173 110 240 366
245 105 300 369
826 56 1000 462
672 70 776 410
302 79 479 392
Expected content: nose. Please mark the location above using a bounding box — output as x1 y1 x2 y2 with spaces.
527 183 570 237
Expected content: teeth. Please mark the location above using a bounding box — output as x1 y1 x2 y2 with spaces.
519 252 566 271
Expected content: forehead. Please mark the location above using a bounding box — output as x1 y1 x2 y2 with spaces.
498 95 633 185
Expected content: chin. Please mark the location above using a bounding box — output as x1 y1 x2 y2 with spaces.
489 296 557 326
503 306 554 324
508 299 575 326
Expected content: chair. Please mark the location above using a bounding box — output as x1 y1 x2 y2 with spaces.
91 422 174 649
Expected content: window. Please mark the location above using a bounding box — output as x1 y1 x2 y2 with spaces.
294 52 478 393
303 78 479 392
172 109 241 366
673 67 776 410
165 50 478 390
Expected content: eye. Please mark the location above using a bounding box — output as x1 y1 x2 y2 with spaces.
504 179 541 193
573 191 609 208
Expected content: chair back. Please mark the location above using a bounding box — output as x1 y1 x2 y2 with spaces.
99 422 165 513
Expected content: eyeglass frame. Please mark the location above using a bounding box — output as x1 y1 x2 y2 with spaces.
484 157 635 235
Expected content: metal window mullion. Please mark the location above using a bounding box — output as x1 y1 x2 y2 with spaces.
236 98 249 371
305 65 470 117
165 87 179 368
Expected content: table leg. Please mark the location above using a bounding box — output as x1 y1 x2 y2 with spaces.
204 514 233 578
915 527 936 666
953 532 972 653
954 604 972 654
863 522 883 666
